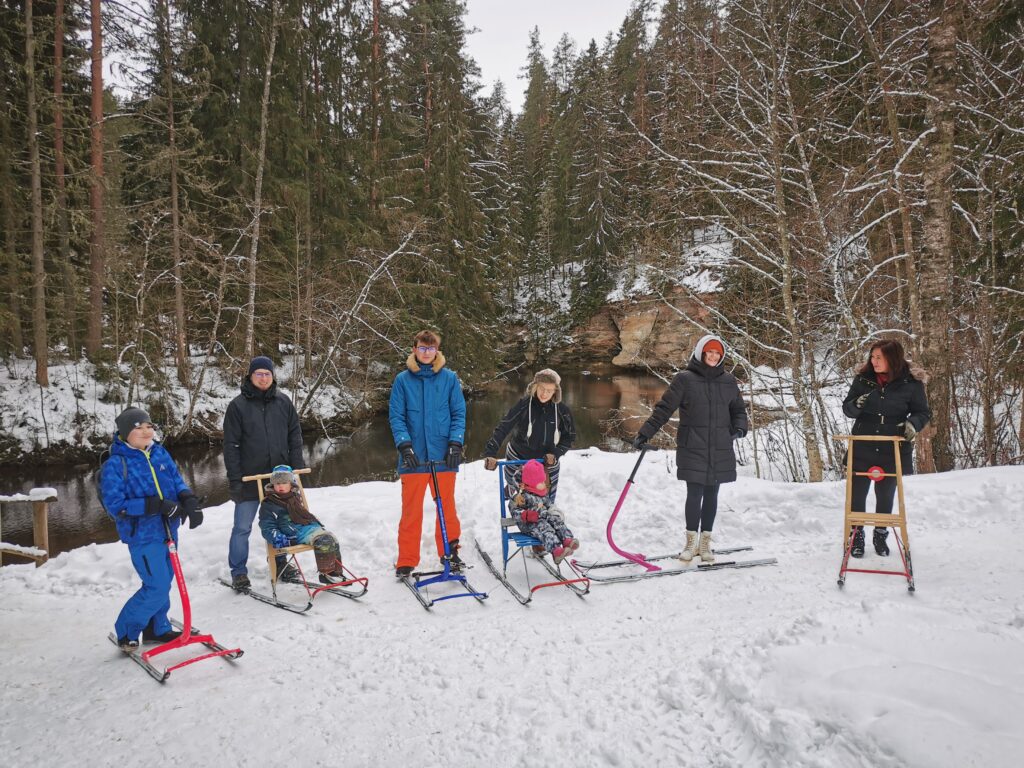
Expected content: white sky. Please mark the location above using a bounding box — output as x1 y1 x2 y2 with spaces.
463 0 648 113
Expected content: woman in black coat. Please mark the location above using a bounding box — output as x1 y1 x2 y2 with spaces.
842 339 931 558
483 369 576 501
633 335 749 563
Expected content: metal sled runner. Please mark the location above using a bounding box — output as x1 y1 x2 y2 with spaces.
112 517 243 683
220 468 369 613
834 435 915 592
400 461 488 610
473 459 589 605
571 447 776 582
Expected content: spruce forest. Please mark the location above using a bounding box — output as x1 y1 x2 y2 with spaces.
1 0 1022 474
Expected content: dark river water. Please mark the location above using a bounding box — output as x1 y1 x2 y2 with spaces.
1 365 667 559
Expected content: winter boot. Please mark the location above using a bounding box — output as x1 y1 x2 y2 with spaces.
698 531 715 563
551 545 567 565
873 528 890 557
117 636 139 652
850 527 866 558
142 627 182 644
278 563 301 583
231 573 251 592
562 537 580 554
395 565 414 578
678 531 699 562
319 572 346 585
442 538 464 571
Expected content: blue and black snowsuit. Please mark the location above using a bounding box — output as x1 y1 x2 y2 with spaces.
508 478 574 553
99 435 191 642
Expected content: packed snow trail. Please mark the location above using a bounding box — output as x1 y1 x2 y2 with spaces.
2 451 1021 767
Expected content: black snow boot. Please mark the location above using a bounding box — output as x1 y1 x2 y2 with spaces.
142 627 183 644
441 538 464 571
851 527 866 558
395 566 413 578
873 528 890 557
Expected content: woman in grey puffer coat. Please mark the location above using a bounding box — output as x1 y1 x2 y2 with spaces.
633 334 749 563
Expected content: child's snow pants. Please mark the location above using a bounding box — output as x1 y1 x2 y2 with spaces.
115 539 174 641
397 471 460 569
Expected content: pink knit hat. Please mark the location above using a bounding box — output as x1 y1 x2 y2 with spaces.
521 460 549 496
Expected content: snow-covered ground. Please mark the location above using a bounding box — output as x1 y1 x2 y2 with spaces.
1 451 1021 767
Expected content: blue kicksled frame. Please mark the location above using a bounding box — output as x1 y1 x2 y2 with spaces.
399 460 489 610
473 459 589 605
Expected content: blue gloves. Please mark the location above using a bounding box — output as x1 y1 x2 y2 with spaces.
271 531 295 550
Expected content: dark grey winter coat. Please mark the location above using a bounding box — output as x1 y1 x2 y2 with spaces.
223 378 305 501
638 356 749 484
842 369 930 474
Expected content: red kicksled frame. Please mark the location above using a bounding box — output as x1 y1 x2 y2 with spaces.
113 517 243 683
834 435 915 592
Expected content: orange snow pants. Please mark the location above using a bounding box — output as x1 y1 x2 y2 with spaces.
397 471 460 569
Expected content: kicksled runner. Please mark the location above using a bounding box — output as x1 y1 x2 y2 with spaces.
399 461 489 610
112 517 243 683
220 468 368 613
571 447 777 583
474 459 590 605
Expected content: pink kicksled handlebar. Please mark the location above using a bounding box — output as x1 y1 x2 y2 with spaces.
605 447 661 573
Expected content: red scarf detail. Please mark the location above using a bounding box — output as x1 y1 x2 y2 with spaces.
876 372 889 388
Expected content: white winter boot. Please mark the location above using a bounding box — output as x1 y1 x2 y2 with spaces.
698 531 715 563
679 530 699 562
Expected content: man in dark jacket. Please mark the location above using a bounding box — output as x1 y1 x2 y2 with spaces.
224 356 305 590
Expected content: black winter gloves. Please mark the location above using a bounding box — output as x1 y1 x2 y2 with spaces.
177 492 204 529
229 481 244 503
632 434 648 450
445 442 463 470
397 442 419 469
731 428 747 440
145 496 179 518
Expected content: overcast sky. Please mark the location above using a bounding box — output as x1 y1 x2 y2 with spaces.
463 0 648 113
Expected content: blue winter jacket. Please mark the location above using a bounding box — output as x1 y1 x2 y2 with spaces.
388 353 466 474
99 434 191 546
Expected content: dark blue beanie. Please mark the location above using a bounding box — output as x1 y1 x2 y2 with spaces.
248 356 274 376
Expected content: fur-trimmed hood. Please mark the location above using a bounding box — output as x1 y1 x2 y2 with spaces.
406 350 447 374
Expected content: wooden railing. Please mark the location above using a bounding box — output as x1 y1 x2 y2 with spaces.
0 488 56 567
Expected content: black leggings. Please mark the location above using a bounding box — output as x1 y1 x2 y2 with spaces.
851 475 896 530
685 482 720 532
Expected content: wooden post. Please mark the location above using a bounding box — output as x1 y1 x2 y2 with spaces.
32 499 50 566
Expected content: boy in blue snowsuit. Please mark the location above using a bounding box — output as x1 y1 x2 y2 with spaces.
100 408 203 650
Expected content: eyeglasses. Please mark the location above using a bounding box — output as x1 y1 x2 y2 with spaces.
251 372 273 378
416 346 437 354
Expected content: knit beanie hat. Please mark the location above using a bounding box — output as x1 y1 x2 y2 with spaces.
116 407 152 441
248 355 275 376
521 460 549 496
269 464 295 486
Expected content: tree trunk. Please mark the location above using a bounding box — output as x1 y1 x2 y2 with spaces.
86 0 105 358
370 0 381 211
159 0 189 384
918 0 960 472
26 0 49 386
853 3 924 344
54 0 77 358
243 0 279 359
422 16 432 199
1 107 25 353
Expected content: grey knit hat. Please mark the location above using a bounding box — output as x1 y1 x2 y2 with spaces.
269 464 295 486
116 407 152 441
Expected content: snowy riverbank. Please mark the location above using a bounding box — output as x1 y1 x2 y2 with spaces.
1 450 1022 766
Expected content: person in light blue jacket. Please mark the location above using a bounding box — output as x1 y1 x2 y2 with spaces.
100 408 202 651
389 329 466 576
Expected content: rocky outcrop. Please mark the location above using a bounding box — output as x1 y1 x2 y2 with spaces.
552 288 712 370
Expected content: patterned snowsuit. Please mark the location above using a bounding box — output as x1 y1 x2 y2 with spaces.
509 487 574 553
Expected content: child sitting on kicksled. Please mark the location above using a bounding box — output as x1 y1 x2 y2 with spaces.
509 459 579 564
258 465 345 584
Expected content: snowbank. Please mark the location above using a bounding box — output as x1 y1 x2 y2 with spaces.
1 451 1021 766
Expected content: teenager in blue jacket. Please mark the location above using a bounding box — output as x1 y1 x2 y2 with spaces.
100 408 202 650
389 330 466 576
